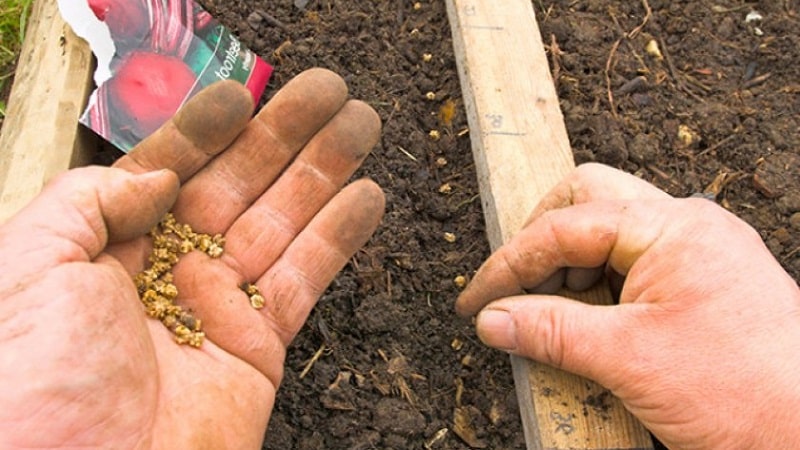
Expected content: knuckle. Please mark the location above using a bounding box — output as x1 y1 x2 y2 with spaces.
528 306 568 369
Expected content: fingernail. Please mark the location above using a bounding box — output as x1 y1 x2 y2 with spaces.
476 309 517 352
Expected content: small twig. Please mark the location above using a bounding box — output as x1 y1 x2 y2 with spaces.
659 37 706 103
710 4 750 13
549 34 562 90
605 39 623 119
396 146 418 162
453 194 480 211
696 134 737 157
299 343 326 379
784 246 800 262
646 164 682 188
742 72 773 89
256 10 289 31
628 0 652 39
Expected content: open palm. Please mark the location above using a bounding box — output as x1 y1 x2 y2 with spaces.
0 69 384 448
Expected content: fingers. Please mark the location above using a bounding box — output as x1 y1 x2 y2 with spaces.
224 99 381 281
113 80 255 180
256 179 385 345
474 295 637 388
456 200 666 316
457 164 671 317
0 167 178 270
525 163 671 225
172 179 385 386
171 68 351 231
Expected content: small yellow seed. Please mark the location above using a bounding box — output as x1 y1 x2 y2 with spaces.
645 39 663 60
241 283 266 309
454 275 467 288
422 53 433 62
179 240 195 254
425 91 436 100
250 293 266 310
439 183 452 194
196 235 212 252
206 244 224 258
429 129 441 141
443 232 457 243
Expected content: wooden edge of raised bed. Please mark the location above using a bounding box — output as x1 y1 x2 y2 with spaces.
444 1 654 448
0 0 97 223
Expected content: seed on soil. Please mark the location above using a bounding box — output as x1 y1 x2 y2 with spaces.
454 275 467 289
677 124 697 147
439 183 452 194
451 338 463 351
435 157 448 167
422 53 433 62
429 129 441 141
133 212 227 348
438 99 457 127
443 232 457 243
645 39 663 60
425 91 436 100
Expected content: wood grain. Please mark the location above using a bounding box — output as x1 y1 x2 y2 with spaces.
0 0 96 222
444 1 654 448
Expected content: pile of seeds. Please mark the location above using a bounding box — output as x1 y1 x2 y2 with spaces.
133 213 225 347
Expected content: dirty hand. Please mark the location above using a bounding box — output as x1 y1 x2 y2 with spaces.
0 69 384 448
457 163 800 449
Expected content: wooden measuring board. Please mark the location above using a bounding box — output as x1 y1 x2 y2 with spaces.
0 0 96 222
444 1 654 448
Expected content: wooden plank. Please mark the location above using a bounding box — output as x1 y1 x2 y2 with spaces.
444 1 654 449
0 0 96 222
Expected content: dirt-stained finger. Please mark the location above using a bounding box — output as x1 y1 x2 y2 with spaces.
456 200 666 317
224 99 381 282
170 179 385 387
255 179 385 348
171 68 351 231
1 168 179 268
525 163 671 226
113 80 255 180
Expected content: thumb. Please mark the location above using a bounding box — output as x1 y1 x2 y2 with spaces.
3 166 179 261
475 295 634 387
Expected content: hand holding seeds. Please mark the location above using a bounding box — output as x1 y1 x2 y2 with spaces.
0 69 384 448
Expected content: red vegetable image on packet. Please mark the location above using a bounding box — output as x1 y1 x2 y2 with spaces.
58 0 272 152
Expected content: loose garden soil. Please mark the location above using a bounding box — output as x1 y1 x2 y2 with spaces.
201 1 799 449
6 1 799 449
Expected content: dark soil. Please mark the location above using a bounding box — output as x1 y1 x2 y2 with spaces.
191 1 800 449
6 0 796 448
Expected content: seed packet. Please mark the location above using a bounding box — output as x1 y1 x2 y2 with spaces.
58 0 273 152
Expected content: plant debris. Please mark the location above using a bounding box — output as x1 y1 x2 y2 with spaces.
133 212 225 347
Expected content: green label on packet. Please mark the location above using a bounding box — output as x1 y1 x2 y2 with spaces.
190 26 257 89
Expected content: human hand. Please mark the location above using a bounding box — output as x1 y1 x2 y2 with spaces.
0 69 384 448
457 163 800 449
